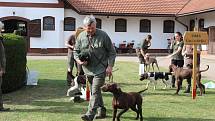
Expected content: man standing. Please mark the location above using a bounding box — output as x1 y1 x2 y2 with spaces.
0 21 10 111
74 15 116 121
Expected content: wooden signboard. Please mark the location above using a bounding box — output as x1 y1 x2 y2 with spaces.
184 31 208 45
183 31 208 99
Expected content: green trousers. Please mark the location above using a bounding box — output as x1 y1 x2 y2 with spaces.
85 72 106 120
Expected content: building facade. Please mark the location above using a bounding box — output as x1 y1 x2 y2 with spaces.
0 0 215 54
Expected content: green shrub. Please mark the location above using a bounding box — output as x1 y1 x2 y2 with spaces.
2 34 27 93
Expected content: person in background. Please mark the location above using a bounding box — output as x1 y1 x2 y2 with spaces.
140 34 152 57
74 27 85 76
0 21 10 111
182 45 201 68
74 15 116 121
182 44 201 93
136 43 145 64
167 32 184 88
65 32 76 86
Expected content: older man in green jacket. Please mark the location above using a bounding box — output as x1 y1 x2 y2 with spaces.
74 15 116 121
0 21 10 111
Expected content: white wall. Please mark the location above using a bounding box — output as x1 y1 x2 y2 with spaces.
64 9 187 49
0 7 64 48
0 7 190 50
178 11 215 51
0 0 58 3
100 16 186 49
64 9 86 48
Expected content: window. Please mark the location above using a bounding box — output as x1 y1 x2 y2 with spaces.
140 19 151 33
64 17 76 31
163 20 174 33
29 19 41 37
115 18 127 32
190 19 195 31
199 19 204 30
43 16 55 30
96 18 102 29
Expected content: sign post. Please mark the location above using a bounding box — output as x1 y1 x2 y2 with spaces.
183 30 208 99
192 44 197 99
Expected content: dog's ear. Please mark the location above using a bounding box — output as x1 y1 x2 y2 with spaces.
169 65 173 72
139 75 143 81
115 84 122 92
117 87 122 92
140 73 147 80
112 83 122 92
112 83 118 88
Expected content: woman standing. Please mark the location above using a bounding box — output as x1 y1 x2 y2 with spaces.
167 32 184 88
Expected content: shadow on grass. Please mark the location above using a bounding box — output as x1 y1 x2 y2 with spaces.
144 117 214 121
102 116 214 121
12 107 83 114
118 82 145 86
4 79 72 105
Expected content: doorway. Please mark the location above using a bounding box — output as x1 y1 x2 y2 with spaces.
208 27 215 54
3 19 27 36
0 16 30 51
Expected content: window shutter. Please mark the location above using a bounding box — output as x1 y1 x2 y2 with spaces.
29 19 41 37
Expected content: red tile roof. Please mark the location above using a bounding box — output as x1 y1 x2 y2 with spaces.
66 0 215 16
178 0 215 16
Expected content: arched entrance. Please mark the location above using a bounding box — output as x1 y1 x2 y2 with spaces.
0 16 30 51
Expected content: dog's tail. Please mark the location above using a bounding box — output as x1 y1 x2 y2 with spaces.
199 65 209 73
138 88 148 94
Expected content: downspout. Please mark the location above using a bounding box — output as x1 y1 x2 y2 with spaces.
175 0 191 31
175 16 188 31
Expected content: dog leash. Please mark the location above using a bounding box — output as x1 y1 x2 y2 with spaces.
107 67 119 82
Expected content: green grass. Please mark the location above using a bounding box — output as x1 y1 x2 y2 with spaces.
1 60 215 121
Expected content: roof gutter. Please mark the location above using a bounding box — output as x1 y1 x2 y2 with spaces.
174 0 190 31
175 16 188 31
78 12 175 17
178 8 215 17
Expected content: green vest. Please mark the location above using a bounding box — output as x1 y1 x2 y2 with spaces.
74 29 116 76
172 41 184 60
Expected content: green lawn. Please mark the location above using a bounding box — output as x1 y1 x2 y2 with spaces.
1 60 215 121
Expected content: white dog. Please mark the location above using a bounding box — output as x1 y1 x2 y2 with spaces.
140 72 172 90
66 75 86 100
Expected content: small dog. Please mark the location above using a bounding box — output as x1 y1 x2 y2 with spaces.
101 83 147 121
66 75 86 98
144 53 160 72
140 72 172 90
169 64 209 95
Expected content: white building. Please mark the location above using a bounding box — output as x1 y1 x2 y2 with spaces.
0 0 215 54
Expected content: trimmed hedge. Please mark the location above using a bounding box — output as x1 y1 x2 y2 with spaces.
2 34 27 93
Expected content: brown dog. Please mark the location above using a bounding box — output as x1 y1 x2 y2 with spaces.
144 53 160 72
101 83 147 121
169 64 209 95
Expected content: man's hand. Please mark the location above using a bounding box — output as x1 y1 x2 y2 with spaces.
76 59 88 66
106 66 112 77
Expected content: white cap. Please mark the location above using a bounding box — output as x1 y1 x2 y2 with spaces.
83 15 96 26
